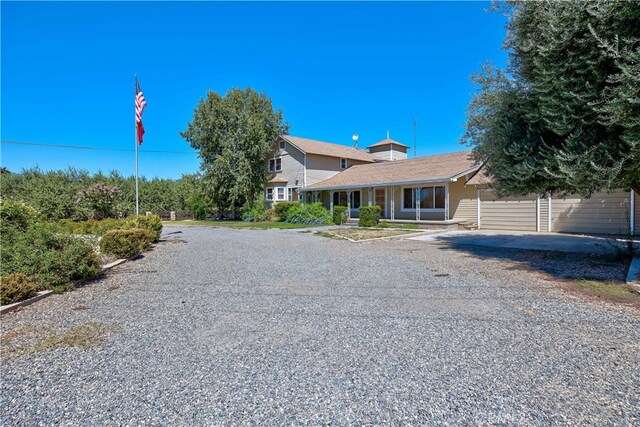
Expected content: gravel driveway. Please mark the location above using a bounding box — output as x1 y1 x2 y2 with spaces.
2 226 639 425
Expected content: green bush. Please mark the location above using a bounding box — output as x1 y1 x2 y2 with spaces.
0 199 37 232
286 203 332 225
359 205 381 227
379 220 389 228
187 194 209 220
55 218 126 236
332 206 348 225
242 200 269 222
124 214 162 242
100 228 153 259
274 201 299 221
1 224 101 291
1 273 38 305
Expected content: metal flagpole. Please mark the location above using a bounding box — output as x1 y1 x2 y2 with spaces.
135 74 139 215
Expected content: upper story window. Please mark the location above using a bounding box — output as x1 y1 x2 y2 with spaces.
279 140 285 150
340 158 348 169
268 157 282 172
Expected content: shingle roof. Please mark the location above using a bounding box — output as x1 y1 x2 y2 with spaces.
366 138 410 149
305 150 481 190
281 135 377 162
465 167 491 186
267 176 288 184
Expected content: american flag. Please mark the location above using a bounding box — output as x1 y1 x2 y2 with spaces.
135 77 147 145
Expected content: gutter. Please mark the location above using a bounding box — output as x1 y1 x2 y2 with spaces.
304 176 458 192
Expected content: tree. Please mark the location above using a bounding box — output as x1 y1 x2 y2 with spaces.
180 87 288 216
462 1 640 196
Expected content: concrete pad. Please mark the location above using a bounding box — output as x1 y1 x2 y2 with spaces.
409 229 637 255
627 256 640 293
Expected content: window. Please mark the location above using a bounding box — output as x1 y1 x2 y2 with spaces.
287 188 293 201
276 187 285 201
403 186 446 210
340 158 348 169
268 157 282 172
266 188 274 201
332 190 360 209
279 140 285 150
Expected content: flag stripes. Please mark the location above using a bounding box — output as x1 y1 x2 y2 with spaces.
135 77 147 145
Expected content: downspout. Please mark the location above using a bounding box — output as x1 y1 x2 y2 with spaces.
477 188 481 228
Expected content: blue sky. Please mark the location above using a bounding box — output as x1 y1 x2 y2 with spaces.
1 1 508 179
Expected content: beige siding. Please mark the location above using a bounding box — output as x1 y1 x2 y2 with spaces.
551 190 631 234
449 178 478 223
539 196 549 232
266 142 305 188
392 186 446 221
480 192 537 231
369 147 407 161
305 154 370 185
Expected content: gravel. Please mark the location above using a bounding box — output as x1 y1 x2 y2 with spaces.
1 226 639 426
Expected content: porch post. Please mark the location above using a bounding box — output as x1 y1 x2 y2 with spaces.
445 183 450 221
347 190 352 220
330 191 334 214
390 186 395 220
415 188 420 221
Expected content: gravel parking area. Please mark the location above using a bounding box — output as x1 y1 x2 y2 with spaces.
2 226 639 425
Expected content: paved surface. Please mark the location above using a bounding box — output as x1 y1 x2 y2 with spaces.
410 229 637 254
1 226 639 425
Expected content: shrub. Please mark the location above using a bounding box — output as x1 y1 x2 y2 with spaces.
379 220 389 228
1 273 38 305
332 206 348 225
100 228 153 259
286 203 332 225
75 183 122 220
187 194 209 220
124 214 162 242
359 205 381 227
274 201 299 221
242 200 269 222
0 199 37 232
0 224 101 291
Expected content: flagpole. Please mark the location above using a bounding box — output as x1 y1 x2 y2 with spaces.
135 74 139 215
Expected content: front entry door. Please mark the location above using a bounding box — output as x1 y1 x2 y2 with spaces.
375 188 386 218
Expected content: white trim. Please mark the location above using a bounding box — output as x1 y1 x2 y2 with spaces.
631 190 635 236
536 194 540 232
400 185 447 213
268 156 282 173
445 183 450 221
330 191 334 214
266 187 274 201
547 192 552 232
390 186 395 220
305 177 457 192
476 188 481 228
340 158 348 169
279 140 286 150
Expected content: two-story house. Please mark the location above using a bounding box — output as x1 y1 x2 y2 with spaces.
265 135 381 207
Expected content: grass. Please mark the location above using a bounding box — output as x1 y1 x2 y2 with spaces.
319 227 418 241
569 279 639 307
163 220 319 229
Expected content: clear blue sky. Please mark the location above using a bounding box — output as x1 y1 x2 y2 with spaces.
1 1 507 179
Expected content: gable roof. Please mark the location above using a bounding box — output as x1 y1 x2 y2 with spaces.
305 150 481 191
465 167 492 186
280 135 376 163
367 138 410 149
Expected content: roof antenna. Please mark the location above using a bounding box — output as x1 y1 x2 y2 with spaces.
352 133 359 149
386 129 390 139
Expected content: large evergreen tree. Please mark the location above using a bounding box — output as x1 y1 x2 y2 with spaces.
181 87 288 215
462 1 640 196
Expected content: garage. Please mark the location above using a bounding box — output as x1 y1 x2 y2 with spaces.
479 192 537 232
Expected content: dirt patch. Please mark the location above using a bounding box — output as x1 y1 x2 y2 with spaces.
319 228 417 241
560 280 640 310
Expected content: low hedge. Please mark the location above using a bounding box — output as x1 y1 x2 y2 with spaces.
124 214 162 242
1 273 38 305
100 228 154 259
286 203 332 225
242 201 269 222
332 206 348 225
359 205 381 227
274 201 298 221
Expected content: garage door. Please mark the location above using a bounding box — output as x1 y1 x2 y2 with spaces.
480 192 537 231
552 191 631 234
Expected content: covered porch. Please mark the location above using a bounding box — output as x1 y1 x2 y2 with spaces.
302 183 455 223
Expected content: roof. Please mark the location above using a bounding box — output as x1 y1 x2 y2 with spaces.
465 167 491 185
280 135 376 162
305 150 481 190
366 138 410 149
267 176 288 184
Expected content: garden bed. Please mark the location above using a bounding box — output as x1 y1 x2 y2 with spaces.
317 227 420 241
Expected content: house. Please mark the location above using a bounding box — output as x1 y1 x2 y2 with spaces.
267 135 638 235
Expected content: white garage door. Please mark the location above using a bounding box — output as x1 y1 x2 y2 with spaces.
480 192 537 232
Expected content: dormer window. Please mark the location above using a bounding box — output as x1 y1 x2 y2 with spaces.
268 157 282 172
340 158 348 169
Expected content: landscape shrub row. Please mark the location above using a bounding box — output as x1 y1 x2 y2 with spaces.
0 199 163 305
358 205 381 227
332 206 348 225
285 203 332 225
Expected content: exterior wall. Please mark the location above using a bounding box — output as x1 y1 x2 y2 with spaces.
449 177 478 223
635 191 639 235
369 145 407 161
480 192 537 231
539 196 549 232
392 186 446 221
265 141 305 208
305 154 371 185
551 190 631 234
